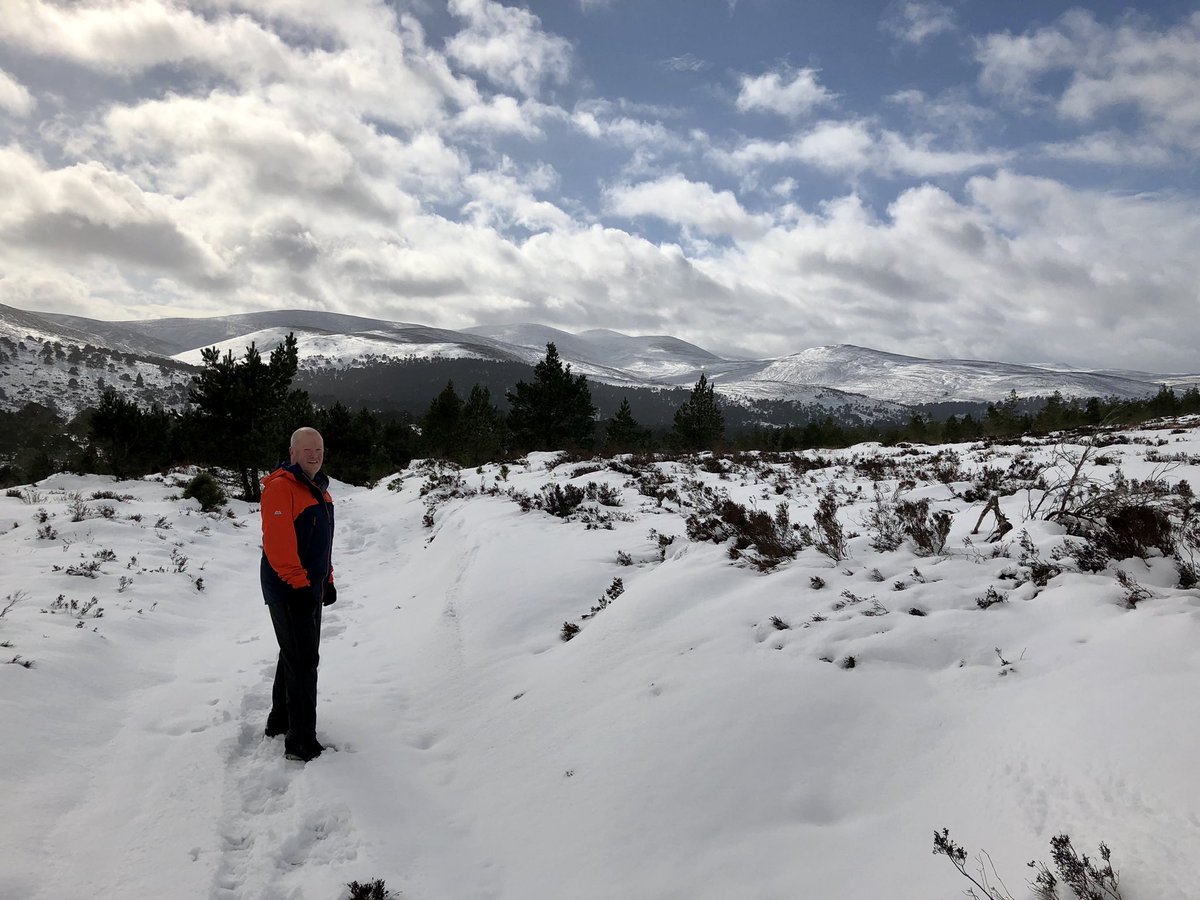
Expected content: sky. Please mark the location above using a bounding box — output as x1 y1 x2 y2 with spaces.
0 1 1199 371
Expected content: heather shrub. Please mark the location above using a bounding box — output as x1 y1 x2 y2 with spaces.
686 497 803 571
800 490 848 562
541 483 586 518
895 498 952 556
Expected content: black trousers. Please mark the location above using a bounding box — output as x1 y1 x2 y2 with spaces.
267 595 322 747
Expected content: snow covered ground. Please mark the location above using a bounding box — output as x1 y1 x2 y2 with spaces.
2 425 1200 899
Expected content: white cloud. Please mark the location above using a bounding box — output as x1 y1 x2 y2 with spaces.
462 161 573 233
1039 130 1176 167
0 145 228 286
882 1 956 46
716 121 875 175
735 67 834 118
452 95 547 140
977 10 1200 153
446 0 572 98
0 69 35 117
605 175 769 240
0 0 473 129
714 117 1007 182
0 0 293 78
661 54 707 73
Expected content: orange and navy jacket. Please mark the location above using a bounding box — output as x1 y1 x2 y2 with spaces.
259 462 335 605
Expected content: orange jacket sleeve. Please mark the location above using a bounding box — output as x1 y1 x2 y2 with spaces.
261 476 310 589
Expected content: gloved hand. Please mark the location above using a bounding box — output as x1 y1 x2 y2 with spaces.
322 583 338 607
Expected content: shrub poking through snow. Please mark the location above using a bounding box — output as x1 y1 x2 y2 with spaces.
1052 538 1109 574
541 483 586 518
895 498 953 556
1017 531 1062 589
686 496 803 571
1115 570 1152 608
585 481 623 507
183 471 227 511
933 828 1124 900
801 490 848 562
976 587 1007 610
863 487 905 552
560 621 581 642
582 578 624 620
346 878 393 899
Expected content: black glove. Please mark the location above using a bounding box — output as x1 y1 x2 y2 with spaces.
322 583 337 607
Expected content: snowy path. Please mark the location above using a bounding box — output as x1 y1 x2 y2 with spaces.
4 435 1200 898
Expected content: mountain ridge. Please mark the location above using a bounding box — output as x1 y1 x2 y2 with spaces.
2 304 1191 420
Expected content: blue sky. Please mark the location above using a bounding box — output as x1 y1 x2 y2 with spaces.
0 1 1198 371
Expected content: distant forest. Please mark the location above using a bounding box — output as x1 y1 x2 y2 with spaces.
3 339 1200 491
295 356 912 433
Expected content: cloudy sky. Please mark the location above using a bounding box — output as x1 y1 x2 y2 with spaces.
1 1 1198 371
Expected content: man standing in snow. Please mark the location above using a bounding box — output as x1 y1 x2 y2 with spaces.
259 426 337 762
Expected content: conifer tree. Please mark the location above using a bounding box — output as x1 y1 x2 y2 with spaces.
421 381 464 461
89 390 176 479
506 343 596 451
460 384 506 465
603 397 651 453
188 333 306 500
669 373 724 452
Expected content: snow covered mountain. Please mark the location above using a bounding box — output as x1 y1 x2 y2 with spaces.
727 344 1164 405
1 304 1186 419
0 304 195 418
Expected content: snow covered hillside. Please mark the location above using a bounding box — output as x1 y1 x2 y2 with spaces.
2 426 1200 899
0 314 195 418
13 305 1184 412
733 345 1161 404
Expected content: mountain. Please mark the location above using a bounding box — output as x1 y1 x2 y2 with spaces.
0 304 195 417
1 304 1189 422
723 344 1163 405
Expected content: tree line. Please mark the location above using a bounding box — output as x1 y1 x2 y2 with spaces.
2 333 1197 493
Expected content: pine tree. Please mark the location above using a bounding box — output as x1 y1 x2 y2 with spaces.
89 390 176 479
506 343 596 451
670 373 724 452
603 397 650 453
421 381 464 461
460 385 506 465
188 334 306 500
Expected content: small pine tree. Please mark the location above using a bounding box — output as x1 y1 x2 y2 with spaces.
670 373 724 452
506 343 596 452
183 471 227 511
603 398 650 453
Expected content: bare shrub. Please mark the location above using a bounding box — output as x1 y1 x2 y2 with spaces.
686 497 803 571
801 490 848 562
895 499 953 556
933 828 1124 900
1115 570 1152 608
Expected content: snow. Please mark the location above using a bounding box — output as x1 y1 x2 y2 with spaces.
171 328 495 369
2 426 1200 899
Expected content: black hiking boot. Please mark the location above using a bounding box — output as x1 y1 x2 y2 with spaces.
284 738 325 762
264 714 288 738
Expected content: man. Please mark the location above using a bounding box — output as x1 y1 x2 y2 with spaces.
259 426 337 762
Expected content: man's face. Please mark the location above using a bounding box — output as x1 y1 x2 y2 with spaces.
290 432 324 479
